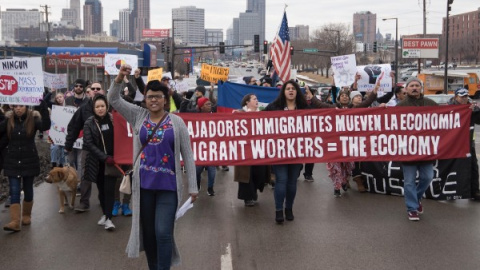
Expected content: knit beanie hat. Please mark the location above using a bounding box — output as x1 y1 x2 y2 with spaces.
350 91 362 100
405 77 423 87
74 78 86 88
336 89 350 102
243 76 253 84
197 97 209 109
194 86 206 96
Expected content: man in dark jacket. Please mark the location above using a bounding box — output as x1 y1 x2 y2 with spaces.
65 82 106 212
396 77 438 221
448 88 480 200
65 78 88 108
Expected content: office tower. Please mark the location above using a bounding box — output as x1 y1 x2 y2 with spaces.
172 6 205 45
84 0 103 36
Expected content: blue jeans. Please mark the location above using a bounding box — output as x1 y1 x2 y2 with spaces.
196 166 216 189
272 164 303 211
402 163 433 212
9 176 34 204
50 144 66 165
140 189 178 270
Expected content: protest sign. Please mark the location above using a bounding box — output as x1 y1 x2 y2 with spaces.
0 57 44 105
43 72 68 89
331 54 357 88
356 64 392 92
49 105 83 149
200 63 229 83
362 159 471 200
147 68 163 82
177 105 470 166
104 54 138 75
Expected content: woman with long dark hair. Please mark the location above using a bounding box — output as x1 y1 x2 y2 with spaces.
265 80 309 224
1 102 50 232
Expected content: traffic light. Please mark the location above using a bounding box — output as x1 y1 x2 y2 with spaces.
161 42 165 53
263 41 268 54
219 42 225 54
447 0 454 15
364 43 367 53
166 46 170 55
373 41 378 53
167 62 172 72
254 35 260 52
186 62 190 74
290 46 294 55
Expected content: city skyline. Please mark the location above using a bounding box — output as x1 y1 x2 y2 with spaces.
1 1 478 41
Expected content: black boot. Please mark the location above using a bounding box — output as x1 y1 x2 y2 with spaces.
51 162 57 169
285 208 294 221
275 210 284 224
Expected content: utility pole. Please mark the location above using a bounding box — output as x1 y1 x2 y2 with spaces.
422 0 427 71
40 5 51 46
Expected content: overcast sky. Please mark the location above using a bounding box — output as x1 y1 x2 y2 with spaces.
1 0 479 40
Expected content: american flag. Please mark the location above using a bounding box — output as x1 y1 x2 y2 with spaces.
270 12 291 83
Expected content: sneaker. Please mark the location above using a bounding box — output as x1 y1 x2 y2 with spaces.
304 175 314 182
244 200 255 207
334 189 341 198
76 185 81 197
112 201 121 217
417 201 423 214
104 219 115 231
408 211 420 221
121 203 132 216
207 188 215 196
341 183 348 191
97 215 107 226
221 166 229 171
74 204 90 213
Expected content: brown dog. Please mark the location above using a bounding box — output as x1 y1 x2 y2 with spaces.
45 166 79 213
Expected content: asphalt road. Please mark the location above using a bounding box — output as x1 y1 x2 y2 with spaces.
1 159 480 270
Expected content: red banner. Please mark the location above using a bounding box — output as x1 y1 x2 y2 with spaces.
142 29 170 38
113 106 471 166
113 111 133 165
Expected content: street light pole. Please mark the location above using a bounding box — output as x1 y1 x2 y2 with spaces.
383 18 398 85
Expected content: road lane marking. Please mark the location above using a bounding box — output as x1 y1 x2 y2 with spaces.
221 243 233 270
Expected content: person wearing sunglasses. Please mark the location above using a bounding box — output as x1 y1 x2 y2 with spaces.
64 81 106 213
65 78 88 108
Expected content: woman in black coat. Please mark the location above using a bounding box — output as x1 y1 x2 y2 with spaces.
83 95 117 231
1 101 50 232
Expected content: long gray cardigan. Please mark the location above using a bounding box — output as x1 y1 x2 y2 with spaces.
107 82 197 265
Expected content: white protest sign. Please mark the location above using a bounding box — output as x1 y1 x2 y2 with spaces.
43 72 68 89
49 105 83 149
0 57 44 105
331 54 357 88
356 64 392 92
104 54 138 75
175 80 189 93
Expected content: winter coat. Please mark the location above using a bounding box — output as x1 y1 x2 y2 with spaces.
107 81 197 264
82 114 113 182
64 98 94 151
0 103 51 177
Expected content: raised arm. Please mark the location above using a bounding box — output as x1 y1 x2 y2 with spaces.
108 65 146 125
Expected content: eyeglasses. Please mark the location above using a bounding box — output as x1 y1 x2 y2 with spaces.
91 88 102 91
146 95 165 100
75 84 83 88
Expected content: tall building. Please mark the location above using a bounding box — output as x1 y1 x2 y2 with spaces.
238 11 260 46
289 25 309 41
246 0 265 43
205 29 223 46
119 9 131 42
442 7 480 62
353 11 376 48
1 9 43 42
61 0 81 28
110 20 119 38
172 6 205 45
131 0 150 43
84 0 103 36
232 18 239 46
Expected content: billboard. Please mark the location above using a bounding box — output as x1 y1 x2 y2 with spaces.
402 38 439 59
142 29 170 38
